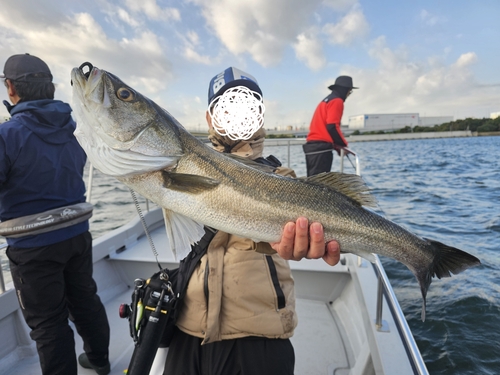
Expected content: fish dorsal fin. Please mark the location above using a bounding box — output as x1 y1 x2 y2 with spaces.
162 208 205 260
222 153 276 173
162 171 220 193
302 172 377 207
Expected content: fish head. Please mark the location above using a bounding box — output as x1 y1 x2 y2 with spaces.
71 63 183 177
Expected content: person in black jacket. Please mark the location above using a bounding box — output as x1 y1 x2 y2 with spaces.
0 54 110 375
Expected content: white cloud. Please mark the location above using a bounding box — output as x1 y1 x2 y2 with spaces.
192 0 322 66
420 9 446 26
179 30 214 65
323 4 370 46
183 46 213 65
124 0 181 22
186 30 200 45
117 8 140 28
294 28 326 71
0 7 173 117
339 37 498 120
455 52 478 67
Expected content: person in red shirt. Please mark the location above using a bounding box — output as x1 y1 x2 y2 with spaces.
303 76 358 176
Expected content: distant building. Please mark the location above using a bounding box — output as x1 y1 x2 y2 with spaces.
491 112 500 119
348 113 419 132
348 113 453 132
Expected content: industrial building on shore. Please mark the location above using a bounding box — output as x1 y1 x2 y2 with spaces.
348 113 453 132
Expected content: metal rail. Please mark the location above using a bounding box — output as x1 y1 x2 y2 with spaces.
372 256 429 375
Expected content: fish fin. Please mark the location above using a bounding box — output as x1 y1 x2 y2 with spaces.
255 242 277 255
162 171 220 194
302 172 377 207
223 154 276 173
162 208 206 260
425 239 481 279
416 239 481 322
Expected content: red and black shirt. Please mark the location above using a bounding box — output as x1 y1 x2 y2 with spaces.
306 92 348 147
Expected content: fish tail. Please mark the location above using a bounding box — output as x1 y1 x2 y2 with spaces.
417 238 481 322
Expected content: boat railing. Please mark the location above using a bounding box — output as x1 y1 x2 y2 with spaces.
262 137 361 175
373 256 428 374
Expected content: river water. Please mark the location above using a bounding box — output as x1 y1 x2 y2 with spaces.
1 135 498 374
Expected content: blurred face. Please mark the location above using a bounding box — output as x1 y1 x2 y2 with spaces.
207 86 265 141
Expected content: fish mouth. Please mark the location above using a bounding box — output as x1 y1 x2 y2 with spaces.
71 62 95 89
71 62 106 105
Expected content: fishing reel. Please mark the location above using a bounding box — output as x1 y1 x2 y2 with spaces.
119 269 176 375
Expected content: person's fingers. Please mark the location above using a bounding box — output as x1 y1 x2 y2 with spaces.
292 217 309 260
306 222 325 259
270 221 296 259
322 241 341 266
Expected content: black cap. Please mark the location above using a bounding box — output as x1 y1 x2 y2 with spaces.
1 53 53 82
328 75 358 90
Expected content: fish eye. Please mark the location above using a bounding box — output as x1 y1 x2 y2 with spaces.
117 87 135 102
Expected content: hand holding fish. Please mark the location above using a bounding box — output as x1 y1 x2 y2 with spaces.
270 217 340 266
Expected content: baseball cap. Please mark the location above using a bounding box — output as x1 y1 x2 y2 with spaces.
328 75 358 91
1 53 53 82
208 67 262 105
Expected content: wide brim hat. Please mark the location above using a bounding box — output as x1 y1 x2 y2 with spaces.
328 75 358 90
208 67 262 105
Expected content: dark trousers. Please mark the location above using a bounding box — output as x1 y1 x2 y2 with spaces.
6 231 110 375
164 328 295 375
303 141 334 176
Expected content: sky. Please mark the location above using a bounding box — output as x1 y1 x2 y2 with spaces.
0 0 499 131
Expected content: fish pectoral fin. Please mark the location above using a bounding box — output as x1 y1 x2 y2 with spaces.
162 208 206 260
162 171 220 194
301 172 377 207
255 242 277 255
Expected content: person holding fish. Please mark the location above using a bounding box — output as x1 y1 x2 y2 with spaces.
303 75 357 176
0 54 110 375
162 67 341 375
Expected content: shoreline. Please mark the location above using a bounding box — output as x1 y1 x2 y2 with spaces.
347 130 475 142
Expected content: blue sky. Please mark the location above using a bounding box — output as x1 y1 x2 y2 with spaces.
1 0 499 131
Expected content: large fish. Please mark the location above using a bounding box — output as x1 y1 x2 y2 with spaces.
71 63 480 320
